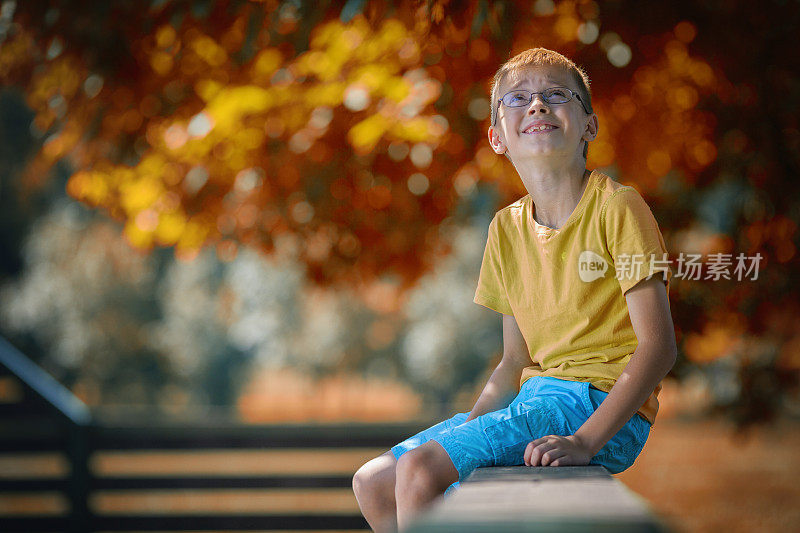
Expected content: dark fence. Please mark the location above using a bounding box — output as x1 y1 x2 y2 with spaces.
0 337 428 532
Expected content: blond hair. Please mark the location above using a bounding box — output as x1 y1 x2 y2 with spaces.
490 48 593 158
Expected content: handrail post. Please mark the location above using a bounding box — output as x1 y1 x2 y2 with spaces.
67 420 91 532
0 337 93 531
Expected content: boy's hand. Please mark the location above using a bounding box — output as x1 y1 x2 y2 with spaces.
523 434 593 467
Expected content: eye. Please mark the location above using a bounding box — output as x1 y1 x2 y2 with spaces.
546 88 569 98
505 91 530 105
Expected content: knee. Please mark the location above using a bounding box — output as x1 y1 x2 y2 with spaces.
395 448 439 493
352 462 372 499
353 456 393 502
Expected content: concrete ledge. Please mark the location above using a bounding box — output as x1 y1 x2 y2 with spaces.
406 466 670 532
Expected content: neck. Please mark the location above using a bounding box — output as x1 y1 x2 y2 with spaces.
516 159 589 229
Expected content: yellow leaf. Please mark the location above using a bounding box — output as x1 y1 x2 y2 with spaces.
155 25 176 49
310 20 343 50
176 219 210 252
390 117 434 143
348 114 389 151
124 220 154 249
191 35 227 67
150 51 174 75
379 19 407 46
67 170 108 206
382 77 411 103
119 175 163 215
137 153 167 177
155 211 187 246
252 48 282 80
352 64 394 92
305 82 345 107
195 79 224 102
206 85 274 133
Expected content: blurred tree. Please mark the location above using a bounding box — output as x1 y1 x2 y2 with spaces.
1 0 798 425
0 201 170 410
0 0 728 288
0 197 504 415
400 220 503 417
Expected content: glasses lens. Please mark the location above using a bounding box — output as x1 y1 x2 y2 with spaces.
503 90 532 107
543 87 571 104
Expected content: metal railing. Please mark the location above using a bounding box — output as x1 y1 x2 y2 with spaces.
0 337 427 532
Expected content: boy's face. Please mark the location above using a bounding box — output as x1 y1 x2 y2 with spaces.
488 64 597 165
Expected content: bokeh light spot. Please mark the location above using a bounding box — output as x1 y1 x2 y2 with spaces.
454 167 477 197
184 166 209 194
607 42 632 67
407 173 429 195
187 112 213 138
647 150 672 176
577 21 599 44
409 143 433 168
468 98 489 121
235 168 263 193
164 124 188 150
387 141 410 161
83 74 103 98
533 0 555 16
343 84 370 111
291 201 314 224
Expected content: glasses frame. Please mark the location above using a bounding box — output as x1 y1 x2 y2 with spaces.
493 86 591 126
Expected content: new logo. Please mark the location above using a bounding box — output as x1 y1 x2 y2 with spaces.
578 250 608 282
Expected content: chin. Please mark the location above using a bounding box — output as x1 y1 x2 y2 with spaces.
517 148 561 160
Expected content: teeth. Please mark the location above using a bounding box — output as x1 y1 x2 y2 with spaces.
525 125 555 133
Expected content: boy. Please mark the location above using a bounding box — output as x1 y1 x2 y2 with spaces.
353 48 676 532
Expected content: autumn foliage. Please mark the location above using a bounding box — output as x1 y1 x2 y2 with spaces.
2 0 799 424
1 0 727 285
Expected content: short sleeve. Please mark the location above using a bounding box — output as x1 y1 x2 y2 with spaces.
474 215 514 315
602 188 672 296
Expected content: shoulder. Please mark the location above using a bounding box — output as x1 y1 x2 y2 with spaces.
593 172 653 223
491 194 529 235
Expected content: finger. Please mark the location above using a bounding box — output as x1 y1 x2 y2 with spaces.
532 442 557 466
541 444 570 466
524 442 534 466
530 437 547 448
528 442 540 464
552 451 575 467
524 441 541 466
543 449 568 466
540 447 559 466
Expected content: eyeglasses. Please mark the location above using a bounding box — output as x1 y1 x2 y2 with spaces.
494 87 590 125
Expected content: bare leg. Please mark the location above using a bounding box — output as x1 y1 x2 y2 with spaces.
353 451 399 532
395 440 458 531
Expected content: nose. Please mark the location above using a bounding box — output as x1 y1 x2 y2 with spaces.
527 94 550 115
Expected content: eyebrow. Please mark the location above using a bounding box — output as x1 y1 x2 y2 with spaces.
508 79 562 90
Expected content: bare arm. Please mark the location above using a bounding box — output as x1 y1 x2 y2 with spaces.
525 275 677 466
465 313 531 422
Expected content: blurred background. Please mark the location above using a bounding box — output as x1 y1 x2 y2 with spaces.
0 0 798 531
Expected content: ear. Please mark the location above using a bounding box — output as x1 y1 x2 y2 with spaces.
583 113 599 142
488 125 507 154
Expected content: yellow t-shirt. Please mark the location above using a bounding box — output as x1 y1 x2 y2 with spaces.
473 169 672 425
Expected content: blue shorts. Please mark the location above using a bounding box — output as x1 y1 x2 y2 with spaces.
391 376 651 495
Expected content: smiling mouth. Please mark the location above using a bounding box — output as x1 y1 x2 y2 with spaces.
523 125 558 134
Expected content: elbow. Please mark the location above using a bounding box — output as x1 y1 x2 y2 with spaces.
499 351 530 375
666 346 677 373
664 340 678 374
665 333 678 366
